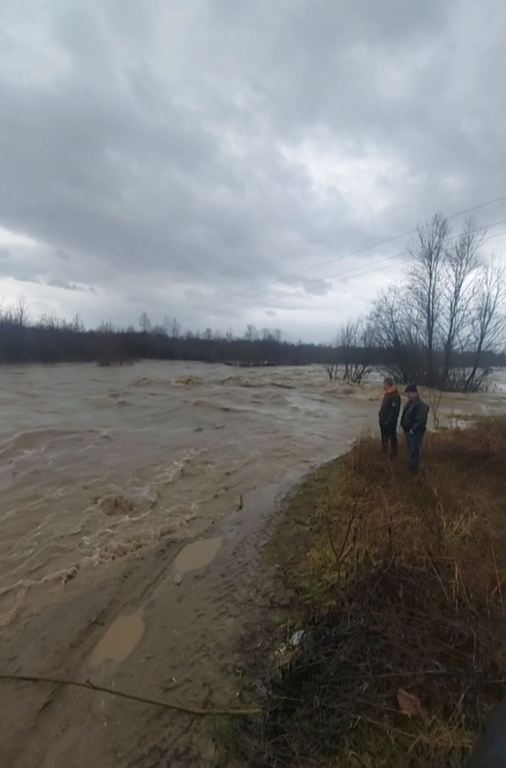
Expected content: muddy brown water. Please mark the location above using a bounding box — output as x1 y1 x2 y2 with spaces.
173 538 222 577
90 611 145 669
0 361 504 767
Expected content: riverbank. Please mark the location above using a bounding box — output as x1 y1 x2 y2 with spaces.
217 416 506 767
0 362 505 766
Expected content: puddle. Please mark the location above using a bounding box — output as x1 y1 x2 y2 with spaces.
173 537 222 575
90 610 145 668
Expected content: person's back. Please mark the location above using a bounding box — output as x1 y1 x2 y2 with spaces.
400 384 429 472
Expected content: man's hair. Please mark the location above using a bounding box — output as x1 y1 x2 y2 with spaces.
383 377 394 387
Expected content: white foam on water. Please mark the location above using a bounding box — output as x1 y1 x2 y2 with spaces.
0 360 504 618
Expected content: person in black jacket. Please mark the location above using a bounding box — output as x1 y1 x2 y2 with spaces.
400 384 429 472
378 377 401 458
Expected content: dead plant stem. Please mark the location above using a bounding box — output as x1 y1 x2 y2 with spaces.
0 674 262 717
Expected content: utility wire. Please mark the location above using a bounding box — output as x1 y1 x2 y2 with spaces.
306 228 506 288
220 193 506 305
243 218 506 308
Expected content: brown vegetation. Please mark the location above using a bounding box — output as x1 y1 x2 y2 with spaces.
219 417 506 767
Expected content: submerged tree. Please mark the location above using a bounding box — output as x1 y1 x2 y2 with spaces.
338 319 374 383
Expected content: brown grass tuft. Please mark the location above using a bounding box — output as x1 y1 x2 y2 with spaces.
218 416 506 767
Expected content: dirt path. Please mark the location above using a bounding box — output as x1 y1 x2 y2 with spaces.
0 472 298 768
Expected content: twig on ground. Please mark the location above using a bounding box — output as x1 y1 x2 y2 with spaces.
0 674 262 717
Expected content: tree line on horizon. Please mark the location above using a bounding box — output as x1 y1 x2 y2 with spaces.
0 214 505 392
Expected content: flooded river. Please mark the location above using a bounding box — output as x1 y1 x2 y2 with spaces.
0 361 505 629
0 362 375 622
0 361 504 768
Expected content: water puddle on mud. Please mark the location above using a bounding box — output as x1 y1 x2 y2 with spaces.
89 611 145 668
173 537 222 575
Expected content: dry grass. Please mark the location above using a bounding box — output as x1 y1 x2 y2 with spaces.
301 415 506 599
217 416 506 768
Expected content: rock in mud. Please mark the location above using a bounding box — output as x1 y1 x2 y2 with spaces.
173 573 183 586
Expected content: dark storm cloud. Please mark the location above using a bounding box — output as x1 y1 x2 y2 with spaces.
0 0 504 337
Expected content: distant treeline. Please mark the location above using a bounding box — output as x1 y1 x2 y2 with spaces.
1 211 505 392
0 304 504 373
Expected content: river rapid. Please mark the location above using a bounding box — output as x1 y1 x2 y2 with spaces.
0 360 504 627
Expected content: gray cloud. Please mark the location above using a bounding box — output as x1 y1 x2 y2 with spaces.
0 0 504 340
46 278 95 292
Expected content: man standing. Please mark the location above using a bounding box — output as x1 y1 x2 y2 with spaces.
400 384 429 473
378 377 401 458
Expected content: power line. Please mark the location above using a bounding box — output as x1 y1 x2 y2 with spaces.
314 228 506 288
243 218 506 308
221 193 506 305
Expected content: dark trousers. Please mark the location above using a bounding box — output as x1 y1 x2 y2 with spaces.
404 430 424 471
380 425 398 457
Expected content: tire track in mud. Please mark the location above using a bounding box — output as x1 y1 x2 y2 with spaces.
0 536 184 768
0 472 302 768
122 476 298 768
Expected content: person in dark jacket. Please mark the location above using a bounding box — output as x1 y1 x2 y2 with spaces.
378 377 401 458
400 384 429 472
465 695 506 767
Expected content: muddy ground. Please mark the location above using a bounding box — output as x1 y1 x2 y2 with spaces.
0 473 294 768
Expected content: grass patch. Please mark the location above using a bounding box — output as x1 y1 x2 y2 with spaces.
216 417 506 767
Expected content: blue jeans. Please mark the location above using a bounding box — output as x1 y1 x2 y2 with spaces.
404 431 424 471
465 696 506 767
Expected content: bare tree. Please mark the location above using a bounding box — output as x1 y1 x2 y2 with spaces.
14 294 29 327
440 218 483 386
463 260 506 392
369 288 396 349
0 302 15 325
368 215 503 392
368 285 417 383
37 313 62 330
98 320 115 333
71 314 85 333
139 312 152 333
244 324 258 341
337 319 373 383
163 316 181 339
322 354 339 381
406 214 450 387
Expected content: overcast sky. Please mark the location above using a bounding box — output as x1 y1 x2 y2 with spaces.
0 0 505 342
